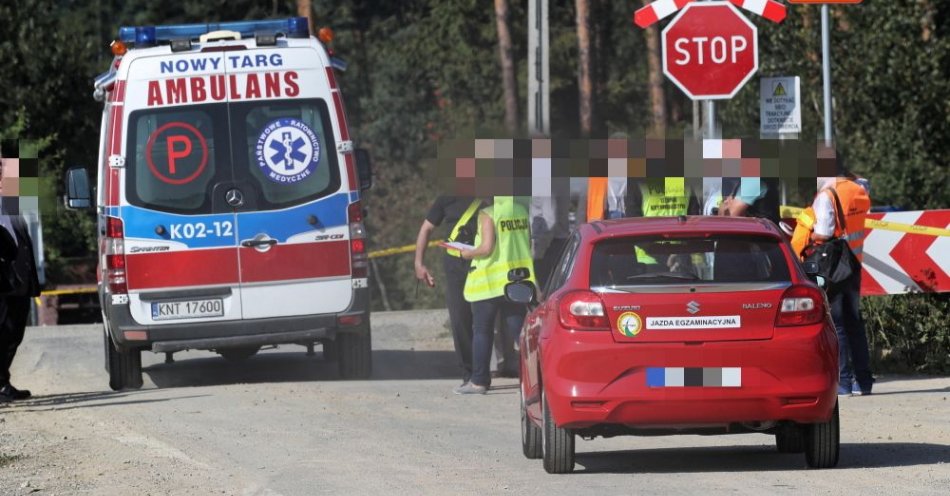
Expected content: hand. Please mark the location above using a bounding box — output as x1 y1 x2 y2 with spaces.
415 265 435 288
459 249 473 260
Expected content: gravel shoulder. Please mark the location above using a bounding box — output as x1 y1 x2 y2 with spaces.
1 310 948 495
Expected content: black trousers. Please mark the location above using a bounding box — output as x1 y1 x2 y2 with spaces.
0 296 31 386
443 254 474 383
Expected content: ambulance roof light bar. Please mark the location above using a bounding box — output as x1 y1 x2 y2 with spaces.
117 17 310 46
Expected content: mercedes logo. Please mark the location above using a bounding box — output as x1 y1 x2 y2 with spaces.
225 188 244 207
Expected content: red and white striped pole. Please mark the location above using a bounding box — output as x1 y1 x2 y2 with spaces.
633 0 694 29
729 0 787 23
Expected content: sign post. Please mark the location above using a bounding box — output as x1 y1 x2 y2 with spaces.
788 0 865 146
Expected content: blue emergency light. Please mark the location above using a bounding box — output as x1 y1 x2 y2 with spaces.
118 17 310 45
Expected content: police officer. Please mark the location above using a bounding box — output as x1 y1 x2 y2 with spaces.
456 196 534 395
414 196 485 386
625 176 701 218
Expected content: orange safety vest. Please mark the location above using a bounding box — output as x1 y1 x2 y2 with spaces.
794 179 871 262
831 179 871 262
587 177 607 221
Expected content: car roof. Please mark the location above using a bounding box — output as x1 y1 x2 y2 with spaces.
580 215 783 240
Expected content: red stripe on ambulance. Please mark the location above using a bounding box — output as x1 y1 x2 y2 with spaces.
125 248 240 290
239 241 350 283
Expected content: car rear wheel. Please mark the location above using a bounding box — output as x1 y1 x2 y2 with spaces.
104 327 143 391
775 424 805 453
218 346 260 362
521 386 542 459
805 401 840 468
337 321 372 379
541 390 575 474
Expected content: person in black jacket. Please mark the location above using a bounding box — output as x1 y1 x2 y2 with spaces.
0 156 40 402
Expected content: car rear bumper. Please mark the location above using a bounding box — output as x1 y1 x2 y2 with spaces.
103 287 370 352
541 323 838 430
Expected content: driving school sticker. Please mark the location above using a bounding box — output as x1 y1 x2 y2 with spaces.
256 118 320 184
617 312 642 337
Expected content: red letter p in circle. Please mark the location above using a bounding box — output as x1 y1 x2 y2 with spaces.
166 135 192 175
145 121 209 185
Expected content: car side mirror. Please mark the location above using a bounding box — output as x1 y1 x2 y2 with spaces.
65 167 92 209
354 148 372 192
507 267 531 282
505 281 537 306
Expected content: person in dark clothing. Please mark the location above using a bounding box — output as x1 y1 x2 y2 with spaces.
0 192 41 402
414 196 485 385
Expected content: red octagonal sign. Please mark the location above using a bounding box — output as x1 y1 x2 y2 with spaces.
662 1 758 100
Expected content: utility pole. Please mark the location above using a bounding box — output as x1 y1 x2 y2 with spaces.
527 0 550 136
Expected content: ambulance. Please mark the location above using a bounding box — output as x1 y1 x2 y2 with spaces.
65 18 373 390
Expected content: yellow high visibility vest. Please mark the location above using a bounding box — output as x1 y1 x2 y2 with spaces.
464 197 536 302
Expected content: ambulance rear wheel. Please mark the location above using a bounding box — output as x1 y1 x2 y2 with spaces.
337 322 372 379
105 327 143 391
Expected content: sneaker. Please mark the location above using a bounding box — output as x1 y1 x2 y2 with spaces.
453 382 488 395
0 384 31 401
837 384 853 396
852 382 872 396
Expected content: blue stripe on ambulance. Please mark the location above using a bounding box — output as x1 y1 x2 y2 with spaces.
121 206 236 248
234 192 349 242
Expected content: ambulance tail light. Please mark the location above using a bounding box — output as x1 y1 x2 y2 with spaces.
775 285 825 327
105 216 128 295
558 290 609 331
348 202 368 278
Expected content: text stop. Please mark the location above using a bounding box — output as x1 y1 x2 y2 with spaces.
673 36 749 65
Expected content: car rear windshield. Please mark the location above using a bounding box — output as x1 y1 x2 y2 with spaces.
589 235 791 287
126 99 340 214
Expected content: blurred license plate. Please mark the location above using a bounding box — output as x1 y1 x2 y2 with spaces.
151 299 223 320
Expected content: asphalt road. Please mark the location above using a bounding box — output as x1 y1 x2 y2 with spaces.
1 309 948 495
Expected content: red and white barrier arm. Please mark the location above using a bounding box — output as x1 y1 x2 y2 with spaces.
729 0 787 23
633 0 694 29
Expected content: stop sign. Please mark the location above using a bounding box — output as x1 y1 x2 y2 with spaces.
662 1 758 100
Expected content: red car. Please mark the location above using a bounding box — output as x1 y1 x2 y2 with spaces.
509 216 839 474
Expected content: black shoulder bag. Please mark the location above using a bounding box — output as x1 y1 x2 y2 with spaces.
803 189 858 289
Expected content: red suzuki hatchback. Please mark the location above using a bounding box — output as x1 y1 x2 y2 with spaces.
510 216 839 473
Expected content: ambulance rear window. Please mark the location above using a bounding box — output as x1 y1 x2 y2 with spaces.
237 99 338 208
127 107 220 212
126 99 340 214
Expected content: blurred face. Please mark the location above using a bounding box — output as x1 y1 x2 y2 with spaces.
0 158 18 196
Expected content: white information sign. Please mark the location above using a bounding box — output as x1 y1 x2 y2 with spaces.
759 76 801 135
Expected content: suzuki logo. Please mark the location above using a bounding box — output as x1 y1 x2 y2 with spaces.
225 188 244 207
686 301 700 314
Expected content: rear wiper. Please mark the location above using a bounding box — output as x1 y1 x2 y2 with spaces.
625 272 700 281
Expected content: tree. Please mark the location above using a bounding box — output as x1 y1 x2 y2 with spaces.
575 0 593 136
641 0 666 136
494 0 519 135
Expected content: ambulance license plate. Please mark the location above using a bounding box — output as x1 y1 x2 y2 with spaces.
151 299 224 320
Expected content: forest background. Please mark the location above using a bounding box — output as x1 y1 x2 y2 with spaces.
0 0 947 372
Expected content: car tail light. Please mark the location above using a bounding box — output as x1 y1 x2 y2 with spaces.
558 290 609 330
775 285 824 327
104 216 127 294
348 201 367 278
